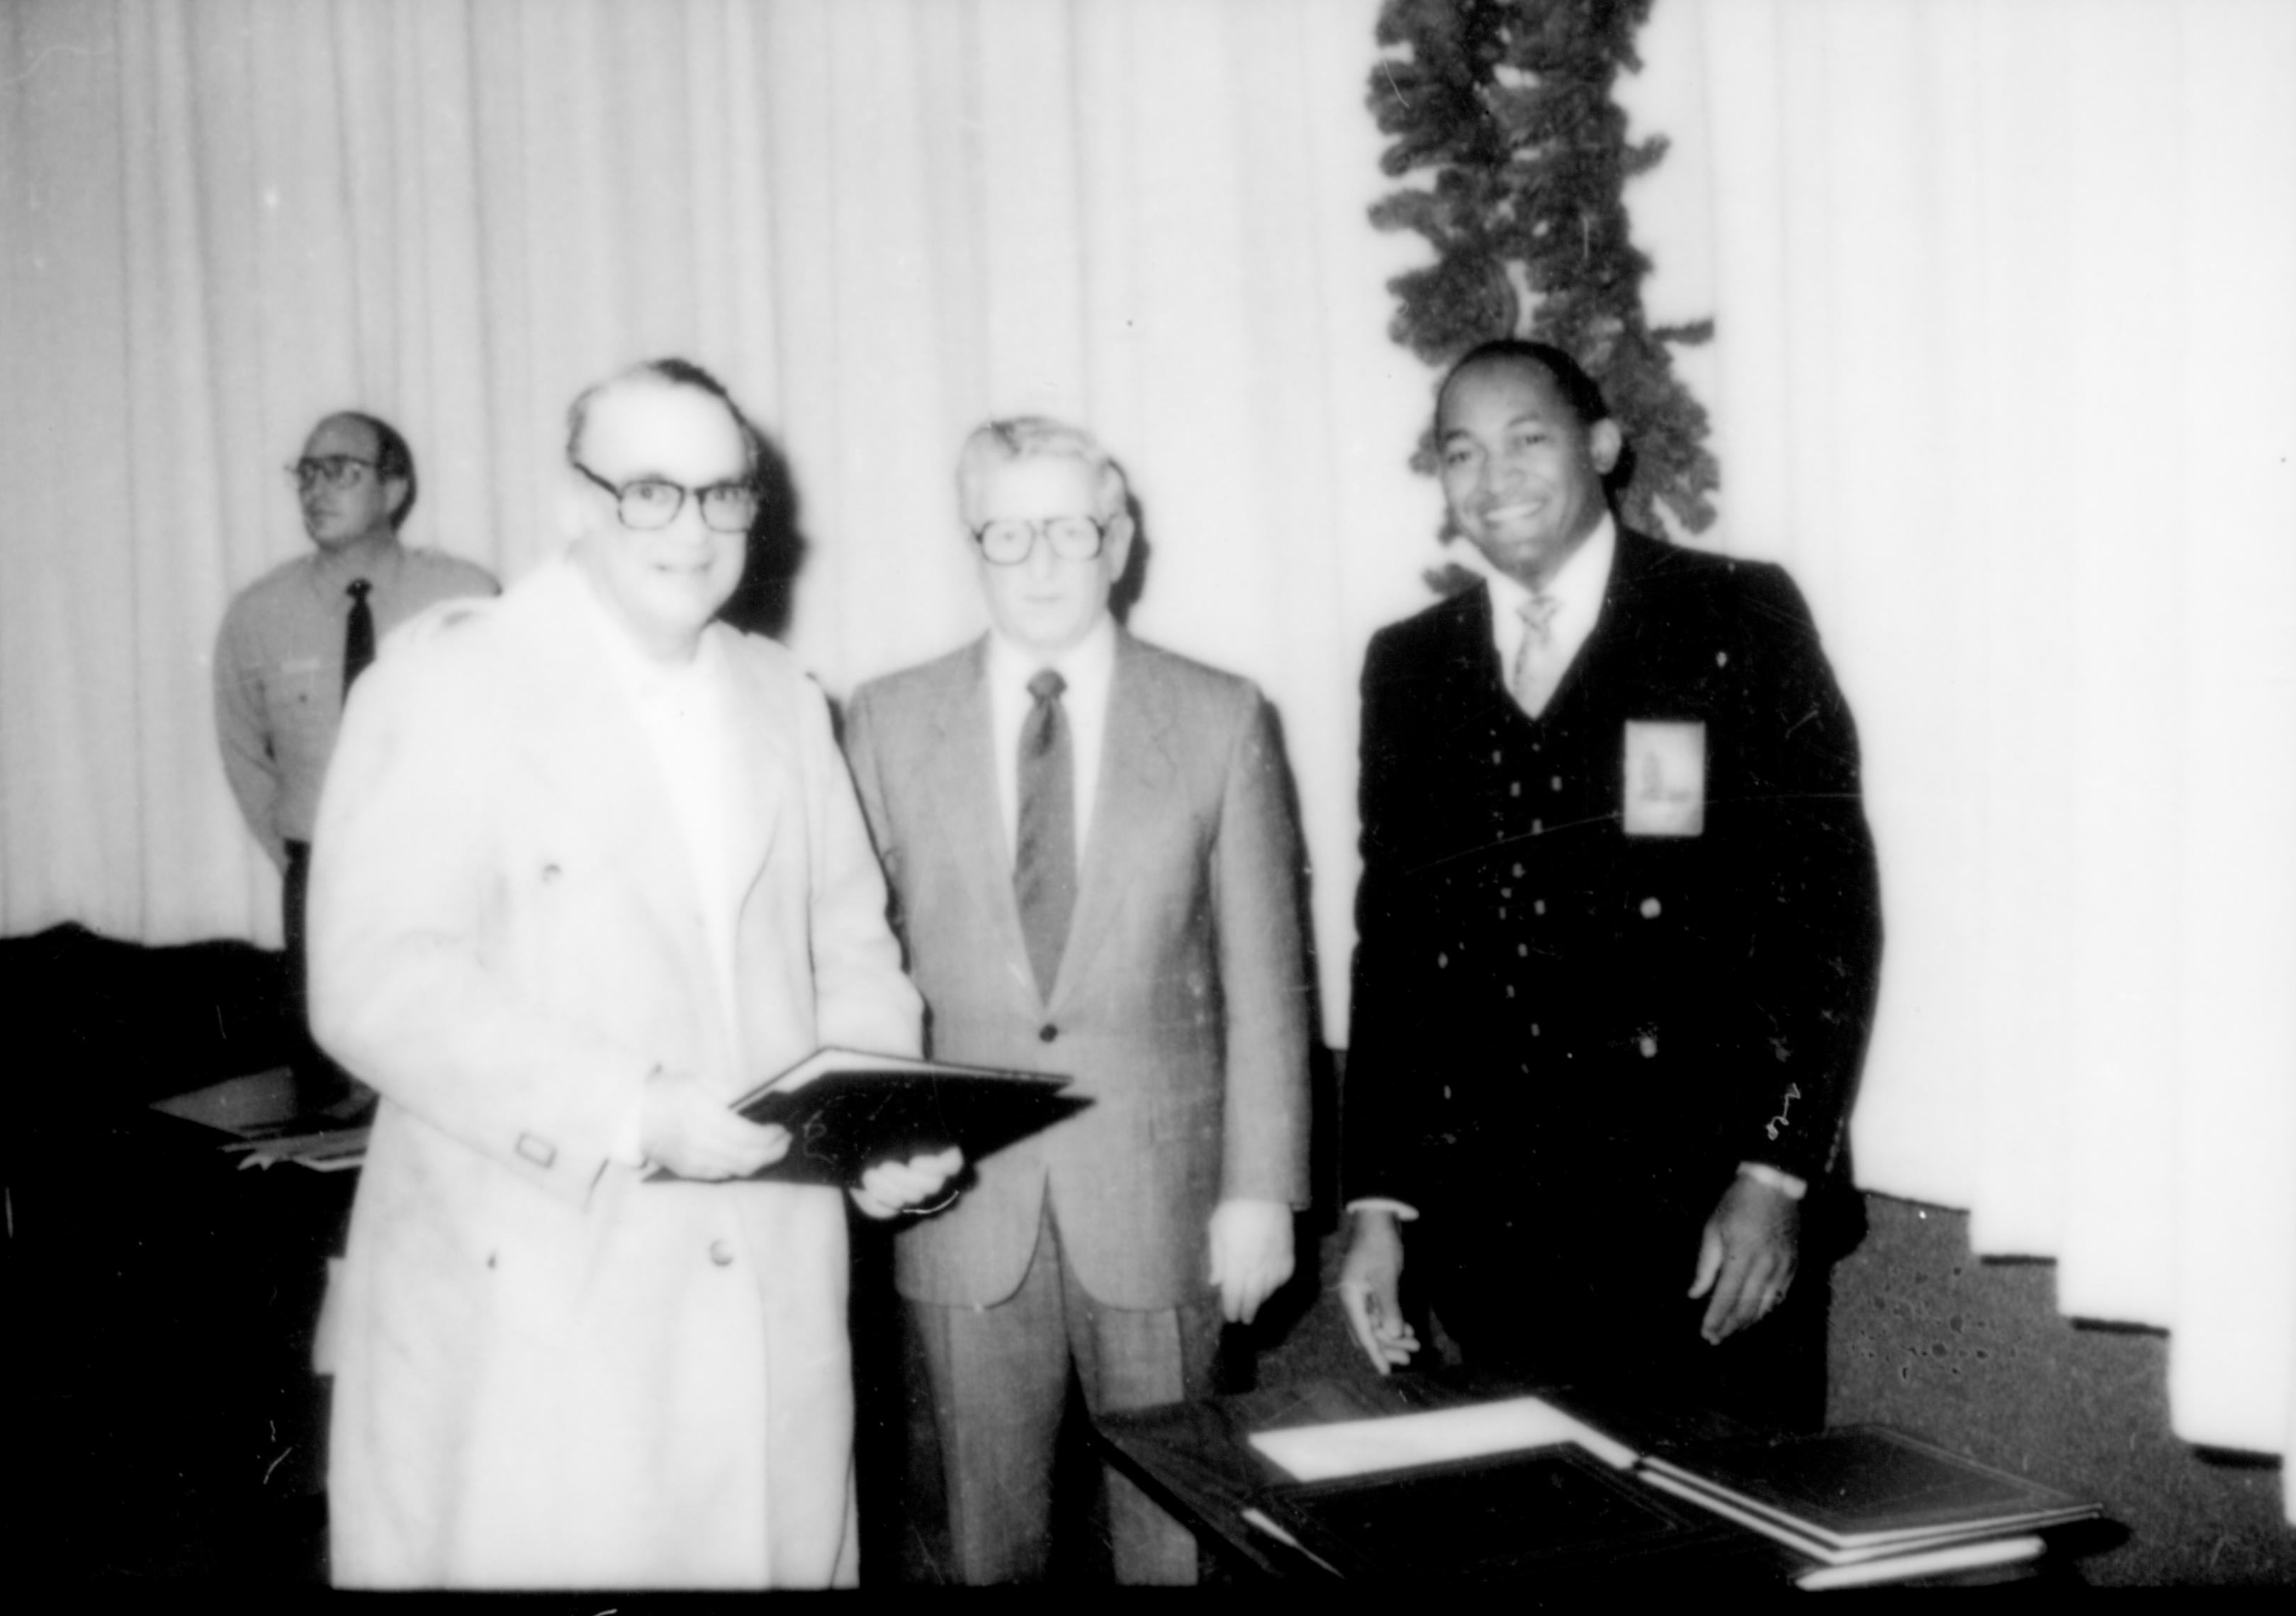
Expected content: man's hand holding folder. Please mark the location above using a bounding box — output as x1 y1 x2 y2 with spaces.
642 1046 1088 1211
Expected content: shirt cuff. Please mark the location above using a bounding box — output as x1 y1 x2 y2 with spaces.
1345 1197 1419 1221
1736 1161 1808 1200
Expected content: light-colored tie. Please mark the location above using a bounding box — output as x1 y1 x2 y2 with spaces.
1509 593 1565 717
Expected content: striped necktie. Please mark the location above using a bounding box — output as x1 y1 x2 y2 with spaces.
1509 593 1564 717
1013 668 1076 1000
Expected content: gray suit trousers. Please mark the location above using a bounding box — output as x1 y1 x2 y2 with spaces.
907 1199 1222 1584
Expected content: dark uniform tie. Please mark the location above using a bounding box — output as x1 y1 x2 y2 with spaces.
342 578 376 700
1014 668 1076 1001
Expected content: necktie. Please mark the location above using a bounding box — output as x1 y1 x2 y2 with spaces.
1509 593 1564 718
342 579 376 701
1014 668 1076 1001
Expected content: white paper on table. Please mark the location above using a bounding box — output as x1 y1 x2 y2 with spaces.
1247 1396 1639 1480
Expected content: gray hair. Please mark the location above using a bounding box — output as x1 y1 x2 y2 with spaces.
956 416 1128 524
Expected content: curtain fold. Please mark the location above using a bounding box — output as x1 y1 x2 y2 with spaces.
1 0 1435 1016
1634 0 2295 1508
10 0 2285 1516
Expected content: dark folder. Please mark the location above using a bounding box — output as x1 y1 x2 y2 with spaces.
646 1047 1088 1186
1639 1425 2099 1562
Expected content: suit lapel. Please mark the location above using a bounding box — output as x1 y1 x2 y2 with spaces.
1466 524 1660 722
1054 632 1172 1005
1553 524 1659 718
930 641 1038 1001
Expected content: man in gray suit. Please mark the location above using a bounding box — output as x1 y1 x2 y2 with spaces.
843 417 1310 1584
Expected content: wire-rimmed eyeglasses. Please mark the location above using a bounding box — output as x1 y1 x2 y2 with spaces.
972 516 1108 566
575 464 759 534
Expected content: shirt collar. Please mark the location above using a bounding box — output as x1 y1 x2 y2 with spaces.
985 612 1118 696
308 535 406 594
1482 511 1616 624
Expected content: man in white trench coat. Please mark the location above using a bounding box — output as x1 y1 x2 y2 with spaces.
308 359 958 1588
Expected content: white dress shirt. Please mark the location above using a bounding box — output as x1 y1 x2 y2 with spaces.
1484 512 1616 708
986 616 1117 868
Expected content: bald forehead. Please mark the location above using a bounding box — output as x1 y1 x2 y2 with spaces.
1437 355 1579 433
578 378 748 475
304 415 382 459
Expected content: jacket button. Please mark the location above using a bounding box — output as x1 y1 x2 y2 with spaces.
1039 1024 1059 1043
708 1239 734 1267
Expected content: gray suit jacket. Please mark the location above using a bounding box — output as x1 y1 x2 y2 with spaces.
844 630 1311 1310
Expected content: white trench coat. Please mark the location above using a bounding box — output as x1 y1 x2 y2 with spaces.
308 556 920 1588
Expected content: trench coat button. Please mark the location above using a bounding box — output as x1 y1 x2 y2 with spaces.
1039 1023 1059 1043
709 1239 734 1267
514 1132 556 1168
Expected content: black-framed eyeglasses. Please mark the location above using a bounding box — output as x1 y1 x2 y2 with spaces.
574 463 758 534
972 516 1107 566
287 456 377 493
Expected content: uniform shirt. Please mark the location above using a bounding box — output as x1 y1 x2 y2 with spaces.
984 615 1117 866
214 542 497 866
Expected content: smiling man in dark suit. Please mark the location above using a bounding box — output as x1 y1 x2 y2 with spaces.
843 417 1310 1583
1338 340 1882 1431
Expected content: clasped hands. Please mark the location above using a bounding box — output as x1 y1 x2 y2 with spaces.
638 1065 963 1217
1339 1175 1801 1375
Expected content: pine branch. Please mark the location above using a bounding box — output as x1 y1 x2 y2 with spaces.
1366 0 1719 559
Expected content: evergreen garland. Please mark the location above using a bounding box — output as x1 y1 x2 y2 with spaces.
1368 0 1718 585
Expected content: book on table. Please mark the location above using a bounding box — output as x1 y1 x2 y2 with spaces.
1636 1425 2099 1568
646 1046 1088 1186
1242 1396 2095 1583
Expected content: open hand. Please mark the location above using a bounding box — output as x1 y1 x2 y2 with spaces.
1339 1208 1420 1374
1208 1198 1295 1324
1689 1173 1801 1344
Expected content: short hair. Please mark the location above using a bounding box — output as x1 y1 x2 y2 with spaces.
1437 339 1613 432
565 357 760 480
955 417 1128 526
327 411 417 529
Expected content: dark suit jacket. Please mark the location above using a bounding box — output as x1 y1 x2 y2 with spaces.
1341 528 1881 1337
845 631 1312 1311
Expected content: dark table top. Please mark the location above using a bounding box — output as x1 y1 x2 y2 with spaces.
1092 1369 2095 1587
1093 1367 1792 1583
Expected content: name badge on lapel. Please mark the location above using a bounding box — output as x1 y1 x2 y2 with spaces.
1622 720 1705 837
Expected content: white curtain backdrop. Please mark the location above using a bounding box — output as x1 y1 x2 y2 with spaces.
1623 0 2296 1510
5 0 2290 1515
0 0 1436 1026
